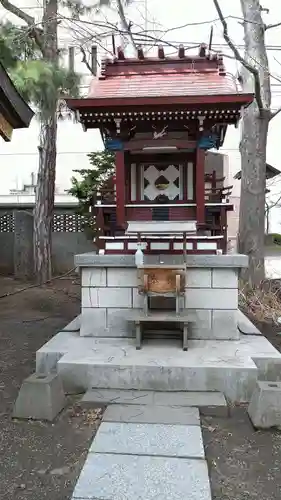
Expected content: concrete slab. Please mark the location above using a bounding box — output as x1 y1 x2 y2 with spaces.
82 389 227 417
82 389 155 407
254 358 281 381
102 404 200 425
238 310 262 335
154 391 228 417
37 331 281 402
62 315 81 332
248 380 281 428
36 331 84 373
13 372 66 421
72 453 212 500
91 422 205 458
57 337 259 402
75 252 248 268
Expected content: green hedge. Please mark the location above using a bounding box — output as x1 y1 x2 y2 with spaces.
267 233 281 246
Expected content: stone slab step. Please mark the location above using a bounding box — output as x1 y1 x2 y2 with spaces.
57 337 259 402
80 389 228 417
91 421 204 459
72 453 212 500
102 404 200 425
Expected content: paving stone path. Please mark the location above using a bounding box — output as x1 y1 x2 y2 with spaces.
72 391 216 499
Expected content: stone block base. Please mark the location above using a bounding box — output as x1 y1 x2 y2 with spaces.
248 380 281 428
78 255 246 340
36 331 281 403
80 308 135 337
79 308 240 340
13 372 66 421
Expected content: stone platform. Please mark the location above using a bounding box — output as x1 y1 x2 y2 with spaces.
77 253 248 340
36 324 281 403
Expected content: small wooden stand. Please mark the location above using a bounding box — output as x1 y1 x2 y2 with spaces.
138 265 186 315
131 311 190 351
128 265 189 350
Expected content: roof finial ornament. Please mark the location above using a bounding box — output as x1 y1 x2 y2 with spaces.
198 43 207 58
117 46 125 60
137 46 145 60
158 45 165 59
178 45 185 59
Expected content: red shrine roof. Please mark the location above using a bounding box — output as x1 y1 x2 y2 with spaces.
88 46 240 100
66 45 254 125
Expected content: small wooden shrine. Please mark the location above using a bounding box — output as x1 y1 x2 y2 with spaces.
68 44 253 255
0 62 34 141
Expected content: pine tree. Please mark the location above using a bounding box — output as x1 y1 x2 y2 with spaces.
0 0 135 282
0 1 80 282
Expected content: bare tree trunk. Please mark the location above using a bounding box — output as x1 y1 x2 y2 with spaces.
34 113 57 282
238 109 268 284
238 0 271 286
33 0 58 283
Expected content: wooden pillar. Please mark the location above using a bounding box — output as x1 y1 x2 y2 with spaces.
221 206 227 254
196 148 205 227
115 150 126 227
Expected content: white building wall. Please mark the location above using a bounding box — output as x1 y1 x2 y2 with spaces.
1 0 281 229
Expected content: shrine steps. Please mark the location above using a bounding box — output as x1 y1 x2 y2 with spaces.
36 331 281 404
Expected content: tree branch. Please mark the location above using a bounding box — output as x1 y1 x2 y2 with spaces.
0 0 44 53
270 107 281 120
265 21 281 31
213 0 264 113
266 192 281 210
80 46 95 75
116 0 137 53
0 0 34 24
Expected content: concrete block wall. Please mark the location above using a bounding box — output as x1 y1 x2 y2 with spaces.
185 268 239 340
0 208 94 277
80 265 240 340
80 267 140 337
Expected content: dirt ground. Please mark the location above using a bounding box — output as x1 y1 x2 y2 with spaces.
203 408 281 500
203 317 281 500
0 276 102 500
1 275 281 500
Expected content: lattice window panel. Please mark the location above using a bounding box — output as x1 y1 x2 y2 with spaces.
52 213 86 232
142 164 181 201
0 213 15 232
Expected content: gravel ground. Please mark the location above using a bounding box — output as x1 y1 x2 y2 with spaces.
1 275 281 500
0 276 102 500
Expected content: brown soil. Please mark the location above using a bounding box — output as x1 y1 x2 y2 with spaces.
203 407 281 500
0 276 102 500
204 311 281 500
